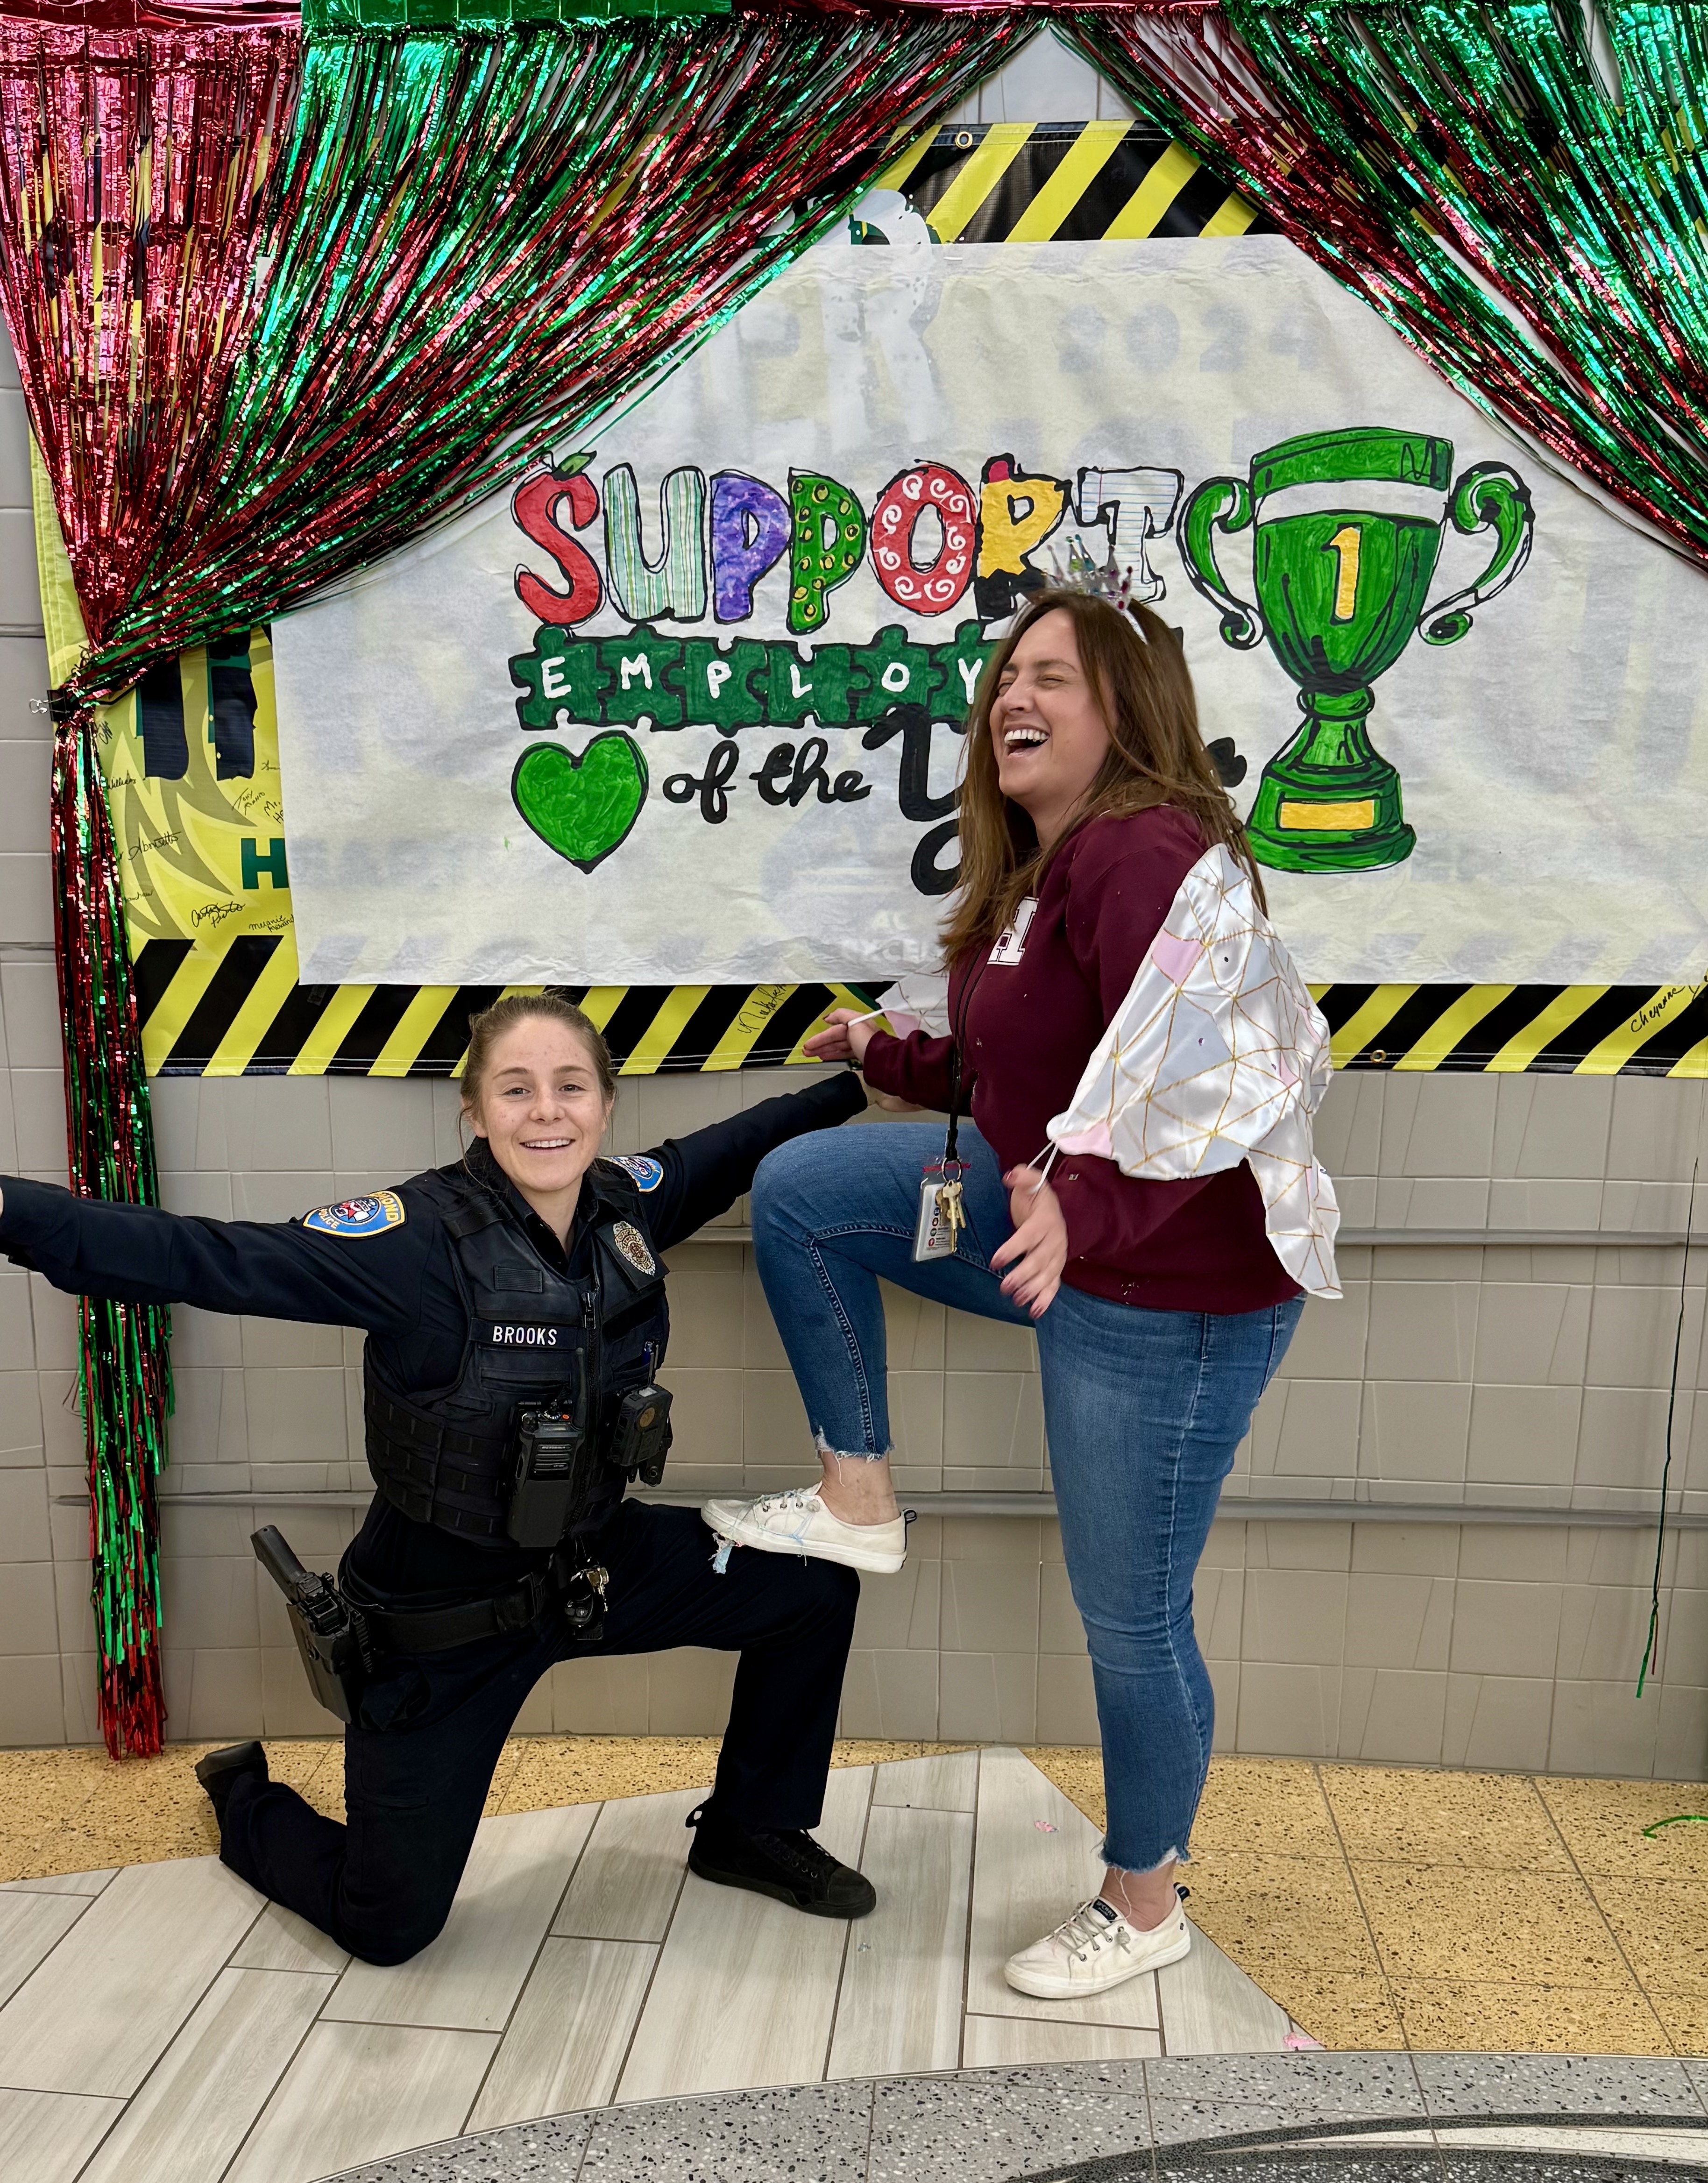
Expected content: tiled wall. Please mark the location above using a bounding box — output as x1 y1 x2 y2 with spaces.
2 37 1705 1777
3 1044 1704 1774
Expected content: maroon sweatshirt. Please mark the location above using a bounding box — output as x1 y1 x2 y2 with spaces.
862 806 1300 1315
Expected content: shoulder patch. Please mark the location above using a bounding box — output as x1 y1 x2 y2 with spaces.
605 1154 664 1192
301 1190 406 1238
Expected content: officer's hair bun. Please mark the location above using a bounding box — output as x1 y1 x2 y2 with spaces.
461 994 617 1110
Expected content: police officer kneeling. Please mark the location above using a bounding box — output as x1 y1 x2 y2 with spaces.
0 994 876 1963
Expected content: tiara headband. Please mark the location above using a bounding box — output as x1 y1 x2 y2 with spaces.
1045 537 1146 623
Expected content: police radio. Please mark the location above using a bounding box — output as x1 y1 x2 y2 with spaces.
252 1525 369 1723
507 1402 595 1550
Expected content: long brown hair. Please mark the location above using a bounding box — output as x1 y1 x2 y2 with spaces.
940 588 1266 961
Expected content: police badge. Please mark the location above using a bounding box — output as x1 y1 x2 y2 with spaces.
611 1220 657 1277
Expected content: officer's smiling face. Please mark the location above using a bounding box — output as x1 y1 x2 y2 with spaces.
468 1021 615 1216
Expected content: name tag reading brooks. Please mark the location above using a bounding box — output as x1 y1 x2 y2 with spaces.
478 1322 578 1348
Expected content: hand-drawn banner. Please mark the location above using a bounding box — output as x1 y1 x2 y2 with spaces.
271 236 1708 990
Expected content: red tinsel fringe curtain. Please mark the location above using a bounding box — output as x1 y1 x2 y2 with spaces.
0 5 1022 1754
81 9 1031 693
0 21 298 1755
1067 3 1708 572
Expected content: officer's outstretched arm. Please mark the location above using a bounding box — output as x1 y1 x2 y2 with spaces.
644 1071 867 1250
0 1174 424 1332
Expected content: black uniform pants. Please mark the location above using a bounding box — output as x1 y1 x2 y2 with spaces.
218 1503 859 1965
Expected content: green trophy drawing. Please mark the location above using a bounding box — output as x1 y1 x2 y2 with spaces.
1178 426 1533 872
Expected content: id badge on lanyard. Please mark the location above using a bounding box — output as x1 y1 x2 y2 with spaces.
914 1161 967 1262
913 1005 975 1263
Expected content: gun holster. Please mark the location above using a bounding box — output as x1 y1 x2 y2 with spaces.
252 1525 370 1724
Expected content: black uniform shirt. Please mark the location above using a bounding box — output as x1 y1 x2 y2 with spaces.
0 1072 865 1602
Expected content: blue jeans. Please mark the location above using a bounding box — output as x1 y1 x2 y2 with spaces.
752 1121 1303 1872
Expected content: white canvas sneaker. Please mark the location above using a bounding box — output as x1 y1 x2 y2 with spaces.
701 1484 907 1574
1003 1892 1191 1999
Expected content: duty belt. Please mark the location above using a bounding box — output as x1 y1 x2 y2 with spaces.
354 1556 610 1654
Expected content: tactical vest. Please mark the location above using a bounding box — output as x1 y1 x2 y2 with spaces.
363 1157 669 1544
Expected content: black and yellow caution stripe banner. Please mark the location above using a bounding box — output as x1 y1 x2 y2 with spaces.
133 940 878 1078
46 125 1703 1079
130 939 1708 1079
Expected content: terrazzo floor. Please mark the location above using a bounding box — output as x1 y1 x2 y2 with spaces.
2 1739 1706 2058
310 2052 1708 2183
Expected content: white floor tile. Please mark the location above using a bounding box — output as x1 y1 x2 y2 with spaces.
0 1870 117 1897
468 1937 657 2129
1157 1923 1290 2055
552 1787 699 1942
230 1903 351 1975
0 2086 123 2182
0 1890 91 2007
79 1967 336 2183
960 2013 1162 2066
615 1766 872 2103
827 1805 971 2079
325 1804 595 2033
0 1856 261 2096
872 1751 978 1813
966 1747 1159 2030
223 2020 498 2183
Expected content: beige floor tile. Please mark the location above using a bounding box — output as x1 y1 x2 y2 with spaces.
223 2020 497 2183
0 2087 123 2183
833 1740 965 1774
230 1901 351 1974
1356 1864 1629 1987
468 1937 657 2128
960 2014 1160 2066
1644 1987 1708 2054
1589 1876 1708 1995
57 1754 224 1874
1538 1776 1708 1881
0 1890 91 2007
0 1856 261 2096
872 1751 978 1813
263 1740 344 1823
1321 1764 1571 1871
326 1804 595 2032
1184 1851 1382 1982
1192 1758 1342 1860
1023 1746 1105 1834
966 1747 1157 2030
492 1735 723 1813
1272 1972 1406 2052
0 1869 117 1897
1390 1977 1672 2055
481 1743 524 1817
614 1767 872 2101
552 1789 697 1943
827 1804 972 2079
1157 1924 1290 2056
80 1967 337 2183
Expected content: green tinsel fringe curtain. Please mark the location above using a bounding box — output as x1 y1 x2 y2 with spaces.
16 0 1708 1752
0 2 1026 1755
1069 1 1708 570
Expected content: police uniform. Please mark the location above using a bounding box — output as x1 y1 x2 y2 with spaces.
0 1073 867 1963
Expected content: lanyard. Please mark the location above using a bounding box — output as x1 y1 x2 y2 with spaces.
942 947 992 1172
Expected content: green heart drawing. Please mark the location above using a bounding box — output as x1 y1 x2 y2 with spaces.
511 733 648 872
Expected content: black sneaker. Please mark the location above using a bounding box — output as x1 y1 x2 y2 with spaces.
686 1803 877 1919
193 1740 269 1820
